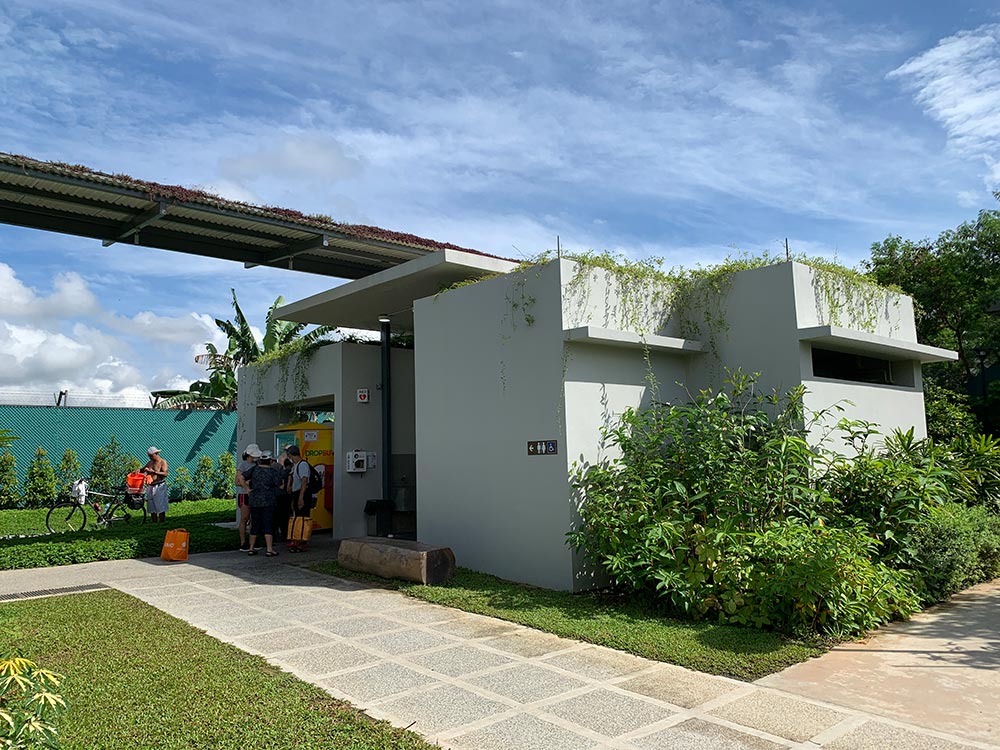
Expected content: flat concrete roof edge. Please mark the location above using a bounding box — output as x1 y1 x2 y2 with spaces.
799 325 958 363
564 326 704 354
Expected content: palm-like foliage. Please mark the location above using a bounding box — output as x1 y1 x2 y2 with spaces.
155 290 334 410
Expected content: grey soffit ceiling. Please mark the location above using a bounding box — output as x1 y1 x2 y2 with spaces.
0 153 505 280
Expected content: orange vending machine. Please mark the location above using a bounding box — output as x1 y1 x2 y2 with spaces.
271 421 334 531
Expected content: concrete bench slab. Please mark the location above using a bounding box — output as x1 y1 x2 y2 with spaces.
337 537 456 585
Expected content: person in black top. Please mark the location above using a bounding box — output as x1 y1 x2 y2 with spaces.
244 451 284 557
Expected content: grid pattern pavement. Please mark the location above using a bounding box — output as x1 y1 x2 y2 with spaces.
1 552 996 750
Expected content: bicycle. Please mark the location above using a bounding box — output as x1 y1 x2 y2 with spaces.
45 478 147 533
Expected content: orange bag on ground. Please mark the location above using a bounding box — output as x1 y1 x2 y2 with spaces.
161 529 189 561
289 516 312 543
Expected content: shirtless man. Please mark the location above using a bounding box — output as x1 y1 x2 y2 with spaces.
142 446 169 522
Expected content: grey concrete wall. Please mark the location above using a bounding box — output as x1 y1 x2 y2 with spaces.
685 262 802 397
415 261 578 590
792 262 917 340
237 342 415 539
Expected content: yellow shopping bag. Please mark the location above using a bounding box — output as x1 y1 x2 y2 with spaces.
161 528 189 561
289 516 312 543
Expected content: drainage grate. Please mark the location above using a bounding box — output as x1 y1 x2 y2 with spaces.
0 583 109 602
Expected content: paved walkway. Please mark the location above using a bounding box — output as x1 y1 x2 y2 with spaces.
1 549 996 750
760 579 1000 747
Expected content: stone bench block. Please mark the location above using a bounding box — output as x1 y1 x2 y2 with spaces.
338 538 456 585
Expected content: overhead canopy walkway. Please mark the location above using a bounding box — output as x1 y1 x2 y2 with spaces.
0 152 498 279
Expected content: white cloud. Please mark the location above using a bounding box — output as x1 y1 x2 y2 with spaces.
0 264 100 320
890 24 1000 160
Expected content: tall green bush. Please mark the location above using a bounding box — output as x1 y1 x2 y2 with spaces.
213 453 236 499
23 447 57 509
0 451 20 510
170 466 192 502
569 372 921 638
89 437 131 494
191 456 215 501
55 449 82 501
912 503 1000 603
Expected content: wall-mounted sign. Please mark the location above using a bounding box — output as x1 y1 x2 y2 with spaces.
527 440 558 456
357 388 370 403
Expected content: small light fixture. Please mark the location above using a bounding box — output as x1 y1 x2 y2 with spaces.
378 314 391 324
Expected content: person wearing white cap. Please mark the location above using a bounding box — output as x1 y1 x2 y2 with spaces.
235 444 261 550
142 446 169 522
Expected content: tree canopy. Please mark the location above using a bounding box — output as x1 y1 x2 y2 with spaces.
155 289 334 410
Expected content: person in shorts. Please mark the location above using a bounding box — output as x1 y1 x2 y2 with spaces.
142 447 169 522
235 444 260 550
286 445 314 552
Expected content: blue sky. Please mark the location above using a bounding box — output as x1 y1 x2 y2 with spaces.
0 0 998 403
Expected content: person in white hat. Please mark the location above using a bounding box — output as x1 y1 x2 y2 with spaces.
142 446 169 522
235 443 261 550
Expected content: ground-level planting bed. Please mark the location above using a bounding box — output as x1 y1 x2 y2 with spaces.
0 499 236 569
310 562 824 681
0 589 433 750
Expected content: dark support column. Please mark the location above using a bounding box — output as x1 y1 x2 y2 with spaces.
378 316 393 536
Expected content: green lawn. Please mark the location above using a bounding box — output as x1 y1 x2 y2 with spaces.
0 499 238 570
0 590 433 750
311 562 825 681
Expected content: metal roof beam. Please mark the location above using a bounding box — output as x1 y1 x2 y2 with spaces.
267 233 329 264
102 201 168 247
0 200 380 279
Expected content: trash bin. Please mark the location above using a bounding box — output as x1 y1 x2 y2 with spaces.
363 498 394 536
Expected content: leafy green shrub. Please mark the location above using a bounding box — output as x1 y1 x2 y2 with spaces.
213 453 236 499
923 382 978 442
89 437 132 494
569 372 919 637
0 452 20 510
23 448 57 510
949 434 1000 512
191 456 215 500
912 503 1000 603
0 657 67 749
822 428 954 566
54 449 82 502
170 466 192 502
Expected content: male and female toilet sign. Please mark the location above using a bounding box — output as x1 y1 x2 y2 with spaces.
527 440 558 456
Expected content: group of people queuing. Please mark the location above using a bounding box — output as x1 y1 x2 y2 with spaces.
235 443 315 557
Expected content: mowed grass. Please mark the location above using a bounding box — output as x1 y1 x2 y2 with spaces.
0 499 238 570
311 563 825 681
0 590 433 750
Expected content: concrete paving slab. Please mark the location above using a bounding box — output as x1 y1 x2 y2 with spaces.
358 627 458 656
759 579 1000 746
277 642 379 676
708 690 847 742
542 687 676 738
321 662 439 703
317 614 405 638
481 629 577 658
429 614 521 639
405 644 518 677
199 614 291 637
466 663 589 703
284 602 361 622
542 645 649 680
618 664 742 708
449 713 597 750
235 626 331 655
630 718 788 750
375 684 511 735
823 720 982 750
